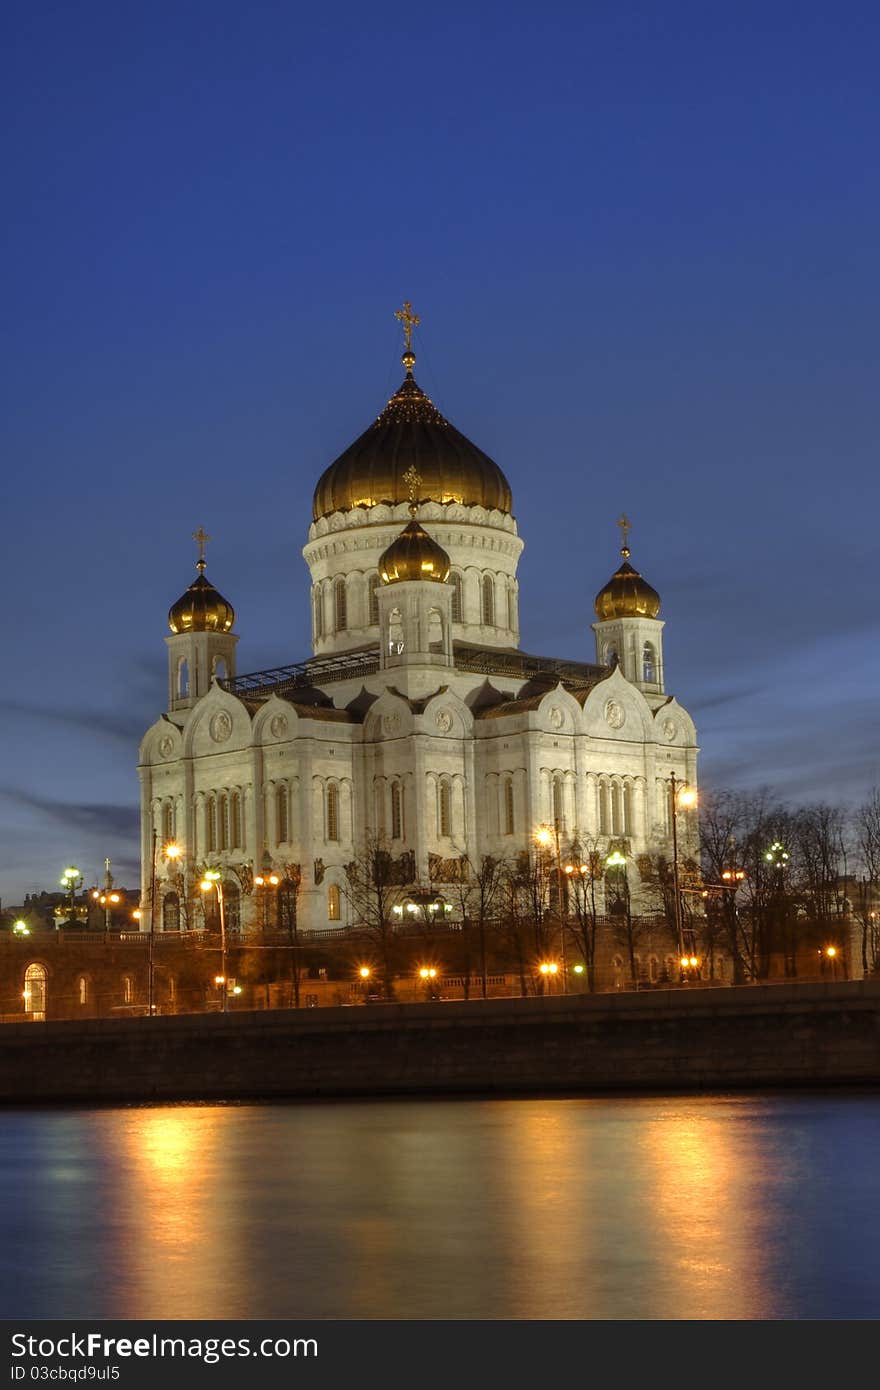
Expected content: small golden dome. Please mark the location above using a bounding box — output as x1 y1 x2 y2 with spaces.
595 518 661 620
379 518 451 585
168 572 235 633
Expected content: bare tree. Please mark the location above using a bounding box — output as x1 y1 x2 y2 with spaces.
447 852 507 998
852 790 880 975
342 837 407 1000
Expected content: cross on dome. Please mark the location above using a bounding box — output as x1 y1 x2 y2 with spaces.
193 526 211 572
616 513 631 558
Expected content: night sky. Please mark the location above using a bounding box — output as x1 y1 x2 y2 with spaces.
2 1 878 904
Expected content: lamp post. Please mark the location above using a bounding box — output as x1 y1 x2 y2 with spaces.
200 869 227 1012
668 774 697 980
764 839 791 976
535 824 567 993
60 866 83 928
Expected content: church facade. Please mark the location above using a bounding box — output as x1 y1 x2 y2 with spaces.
138 308 699 937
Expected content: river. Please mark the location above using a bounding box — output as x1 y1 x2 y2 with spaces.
2 1093 878 1319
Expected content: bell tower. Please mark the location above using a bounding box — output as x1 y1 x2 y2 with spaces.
592 516 665 694
165 529 238 712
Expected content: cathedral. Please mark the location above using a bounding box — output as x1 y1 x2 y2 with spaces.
138 305 698 936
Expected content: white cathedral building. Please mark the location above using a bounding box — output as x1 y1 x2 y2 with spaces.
138 309 698 934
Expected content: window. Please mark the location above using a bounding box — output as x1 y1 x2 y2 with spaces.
599 782 610 835
276 784 288 845
326 783 339 842
450 572 463 622
23 964 47 1020
388 607 404 655
327 884 341 920
78 976 88 1006
206 796 216 853
224 881 241 931
375 781 386 838
369 574 381 625
162 802 173 843
604 645 617 667
213 655 227 681
391 782 404 840
611 782 622 835
218 793 229 850
314 588 324 640
481 574 495 626
123 976 134 1005
334 576 347 632
278 877 299 933
624 783 634 836
428 607 444 652
163 892 180 932
439 781 452 837
503 777 515 835
552 776 564 827
177 657 189 698
507 583 516 631
643 642 656 683
230 791 241 849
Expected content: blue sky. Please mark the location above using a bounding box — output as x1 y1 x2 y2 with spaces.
1 0 878 902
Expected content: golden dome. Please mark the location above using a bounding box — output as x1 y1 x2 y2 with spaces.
594 519 661 620
312 355 513 521
379 517 451 585
168 568 235 634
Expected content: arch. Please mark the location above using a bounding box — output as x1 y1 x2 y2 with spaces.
503 776 515 836
428 607 444 652
507 582 516 631
552 775 564 828
642 642 656 683
313 587 324 640
326 782 340 842
163 892 180 932
391 782 404 841
611 782 622 836
230 791 241 849
218 793 229 851
122 975 134 1005
77 975 89 1006
177 657 189 698
599 781 610 836
334 576 347 632
327 883 341 921
369 573 381 626
604 644 617 667
439 780 452 838
23 962 47 1019
276 783 289 845
481 573 495 626
623 782 635 836
450 571 463 622
206 795 217 853
162 802 174 843
388 607 404 655
213 655 227 681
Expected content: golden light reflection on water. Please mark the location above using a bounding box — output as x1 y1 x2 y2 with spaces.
110 1107 226 1318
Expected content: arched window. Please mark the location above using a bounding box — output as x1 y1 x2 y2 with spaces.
611 782 622 835
23 963 47 1020
507 583 516 631
314 588 324 640
503 777 515 836
326 783 339 842
623 783 634 836
439 781 452 838
334 576 347 632
450 572 463 622
206 795 216 853
224 881 241 931
177 657 189 698
374 781 387 838
78 975 88 1006
163 892 180 932
428 608 444 652
599 781 610 835
230 791 241 849
604 645 617 667
552 776 564 827
216 794 228 851
391 782 404 840
167 977 176 1008
162 802 173 843
388 607 404 655
122 975 134 1005
276 784 288 845
369 574 381 625
642 642 656 682
327 884 341 921
481 574 495 626
278 877 299 933
213 655 227 681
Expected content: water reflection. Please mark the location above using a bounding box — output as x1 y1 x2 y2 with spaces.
1 1094 879 1318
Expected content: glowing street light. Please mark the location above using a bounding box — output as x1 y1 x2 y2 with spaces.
60 866 82 925
201 870 228 1012
12 920 30 937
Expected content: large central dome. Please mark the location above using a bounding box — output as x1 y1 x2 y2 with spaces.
312 363 513 521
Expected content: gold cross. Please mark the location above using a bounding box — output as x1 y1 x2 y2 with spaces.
394 300 420 352
193 526 211 571
402 465 422 513
616 513 631 556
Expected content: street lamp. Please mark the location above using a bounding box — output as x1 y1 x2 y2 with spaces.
253 868 280 931
60 866 83 926
418 965 440 999
668 774 697 976
12 920 30 937
535 824 567 992
200 869 227 1013
538 960 559 995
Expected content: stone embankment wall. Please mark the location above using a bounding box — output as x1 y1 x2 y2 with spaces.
1 980 879 1104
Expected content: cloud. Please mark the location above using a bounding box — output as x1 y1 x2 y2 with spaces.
0 787 140 838
0 700 150 746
